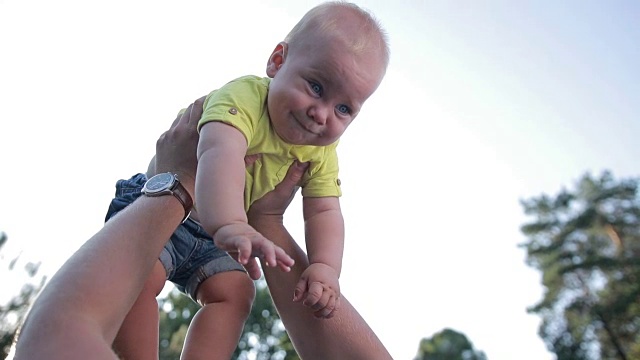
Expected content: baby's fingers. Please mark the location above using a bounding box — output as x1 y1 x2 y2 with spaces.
256 239 293 270
293 277 309 302
273 247 294 271
302 282 325 308
243 258 263 280
253 238 278 268
276 259 293 272
314 294 339 319
234 239 253 265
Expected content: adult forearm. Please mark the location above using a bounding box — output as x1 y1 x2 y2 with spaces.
71 196 183 335
252 218 392 360
15 196 184 359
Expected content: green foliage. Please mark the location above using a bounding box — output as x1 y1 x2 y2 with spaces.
158 280 297 360
158 289 199 359
520 171 640 360
0 231 46 359
236 281 299 360
414 328 487 360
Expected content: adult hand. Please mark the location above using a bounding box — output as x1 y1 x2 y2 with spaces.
247 160 309 222
154 96 205 195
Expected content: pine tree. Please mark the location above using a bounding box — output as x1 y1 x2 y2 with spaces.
520 171 640 360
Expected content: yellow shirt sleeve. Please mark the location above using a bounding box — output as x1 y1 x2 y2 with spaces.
197 75 270 145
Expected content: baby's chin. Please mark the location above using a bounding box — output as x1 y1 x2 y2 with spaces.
272 127 306 145
273 124 334 146
287 133 330 147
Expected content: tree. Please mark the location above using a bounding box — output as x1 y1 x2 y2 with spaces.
414 328 487 360
0 231 46 359
158 280 297 360
520 171 640 360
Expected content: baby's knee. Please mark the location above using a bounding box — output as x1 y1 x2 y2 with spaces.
228 273 256 314
197 271 256 314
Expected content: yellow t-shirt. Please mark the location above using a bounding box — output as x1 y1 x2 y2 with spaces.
197 75 342 211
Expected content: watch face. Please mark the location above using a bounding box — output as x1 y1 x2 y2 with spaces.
144 173 175 194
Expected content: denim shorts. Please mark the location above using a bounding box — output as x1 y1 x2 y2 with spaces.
105 173 246 300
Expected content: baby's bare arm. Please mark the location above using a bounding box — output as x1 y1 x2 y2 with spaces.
196 122 294 277
289 197 344 317
196 122 248 234
303 196 345 274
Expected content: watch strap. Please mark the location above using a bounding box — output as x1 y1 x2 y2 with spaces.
171 180 193 223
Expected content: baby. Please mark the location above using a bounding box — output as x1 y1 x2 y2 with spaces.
106 1 389 358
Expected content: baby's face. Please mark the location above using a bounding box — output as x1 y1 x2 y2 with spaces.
266 36 385 146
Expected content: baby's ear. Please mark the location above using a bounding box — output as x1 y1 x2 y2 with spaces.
266 42 288 78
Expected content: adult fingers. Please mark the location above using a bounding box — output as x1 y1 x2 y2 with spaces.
265 160 308 211
169 106 187 129
244 153 262 167
277 161 308 193
186 96 206 127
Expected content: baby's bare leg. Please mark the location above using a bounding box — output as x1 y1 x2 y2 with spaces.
181 271 255 360
113 260 166 360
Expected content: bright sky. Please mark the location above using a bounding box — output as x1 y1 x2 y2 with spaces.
1 1 639 359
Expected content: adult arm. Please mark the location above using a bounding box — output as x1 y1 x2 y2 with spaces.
247 165 392 360
13 100 204 360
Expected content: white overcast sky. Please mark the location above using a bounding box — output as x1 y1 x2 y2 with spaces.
1 1 639 359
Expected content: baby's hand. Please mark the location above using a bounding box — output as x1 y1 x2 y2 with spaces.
214 223 294 280
293 263 341 319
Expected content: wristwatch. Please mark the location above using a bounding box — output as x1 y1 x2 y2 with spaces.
141 173 193 223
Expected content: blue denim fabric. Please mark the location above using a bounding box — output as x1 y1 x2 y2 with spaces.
105 173 245 300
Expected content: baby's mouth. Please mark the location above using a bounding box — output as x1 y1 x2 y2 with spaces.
294 116 318 135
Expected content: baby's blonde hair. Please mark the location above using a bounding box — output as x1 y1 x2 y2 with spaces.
284 1 390 69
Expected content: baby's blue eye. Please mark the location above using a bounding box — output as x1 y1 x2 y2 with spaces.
310 82 322 95
337 104 350 114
